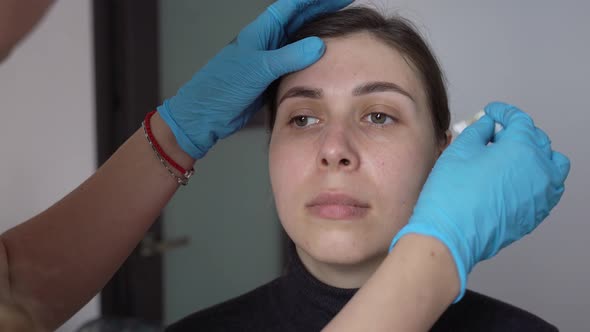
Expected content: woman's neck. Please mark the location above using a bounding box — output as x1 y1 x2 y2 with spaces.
295 246 387 289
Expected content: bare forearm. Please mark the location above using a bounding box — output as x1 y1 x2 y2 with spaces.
0 0 55 62
323 234 459 332
0 113 193 330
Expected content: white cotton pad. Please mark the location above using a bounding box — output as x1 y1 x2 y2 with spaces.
452 110 503 136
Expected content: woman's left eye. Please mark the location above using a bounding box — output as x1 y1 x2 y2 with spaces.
364 112 395 125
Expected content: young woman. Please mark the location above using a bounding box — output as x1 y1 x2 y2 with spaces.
165 6 565 331
0 1 569 331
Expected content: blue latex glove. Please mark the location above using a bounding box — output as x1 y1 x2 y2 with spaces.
157 0 354 159
389 102 570 302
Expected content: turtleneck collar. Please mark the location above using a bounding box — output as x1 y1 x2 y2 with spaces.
277 241 358 322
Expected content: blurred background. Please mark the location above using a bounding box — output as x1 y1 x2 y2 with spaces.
0 0 587 331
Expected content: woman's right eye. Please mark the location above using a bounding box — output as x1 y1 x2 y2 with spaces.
289 115 320 128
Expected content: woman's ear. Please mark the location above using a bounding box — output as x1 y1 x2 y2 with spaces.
436 130 452 157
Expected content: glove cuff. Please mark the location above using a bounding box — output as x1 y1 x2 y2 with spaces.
389 223 468 303
157 101 206 159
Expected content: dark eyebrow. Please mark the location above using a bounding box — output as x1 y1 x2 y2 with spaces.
277 81 415 106
278 86 323 106
352 81 415 102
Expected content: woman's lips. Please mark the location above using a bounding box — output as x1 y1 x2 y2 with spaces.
307 204 369 219
306 192 370 220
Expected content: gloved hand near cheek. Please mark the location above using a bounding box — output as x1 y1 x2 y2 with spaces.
157 0 354 159
389 101 571 302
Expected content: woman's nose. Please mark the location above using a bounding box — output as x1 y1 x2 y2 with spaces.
317 126 360 171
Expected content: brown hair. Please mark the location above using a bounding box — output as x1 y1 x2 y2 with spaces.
265 7 450 144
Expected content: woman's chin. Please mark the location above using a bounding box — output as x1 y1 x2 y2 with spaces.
295 236 389 289
297 231 387 266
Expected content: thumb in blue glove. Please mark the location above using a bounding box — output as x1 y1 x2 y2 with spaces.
158 0 354 159
389 101 570 302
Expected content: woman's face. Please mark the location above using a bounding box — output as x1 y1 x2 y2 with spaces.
269 32 446 287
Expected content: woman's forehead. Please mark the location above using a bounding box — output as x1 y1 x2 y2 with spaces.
278 32 424 102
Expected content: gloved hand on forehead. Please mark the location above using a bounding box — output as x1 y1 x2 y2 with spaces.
157 0 354 159
389 101 571 302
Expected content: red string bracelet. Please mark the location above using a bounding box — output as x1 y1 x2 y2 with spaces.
144 110 195 180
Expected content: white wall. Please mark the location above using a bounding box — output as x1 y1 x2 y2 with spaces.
0 0 99 331
358 0 589 331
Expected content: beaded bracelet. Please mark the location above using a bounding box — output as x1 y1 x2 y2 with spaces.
142 110 194 185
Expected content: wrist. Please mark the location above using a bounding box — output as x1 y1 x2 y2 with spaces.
392 216 471 302
392 233 461 305
150 111 196 169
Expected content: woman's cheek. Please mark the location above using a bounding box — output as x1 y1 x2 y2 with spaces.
379 142 430 192
270 140 305 191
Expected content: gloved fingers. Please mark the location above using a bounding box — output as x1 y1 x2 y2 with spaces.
551 150 571 185
491 127 506 143
452 114 496 148
239 0 353 50
484 101 537 145
263 36 325 78
285 0 355 36
535 127 553 159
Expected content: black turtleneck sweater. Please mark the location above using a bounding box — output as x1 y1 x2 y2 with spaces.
166 244 557 331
